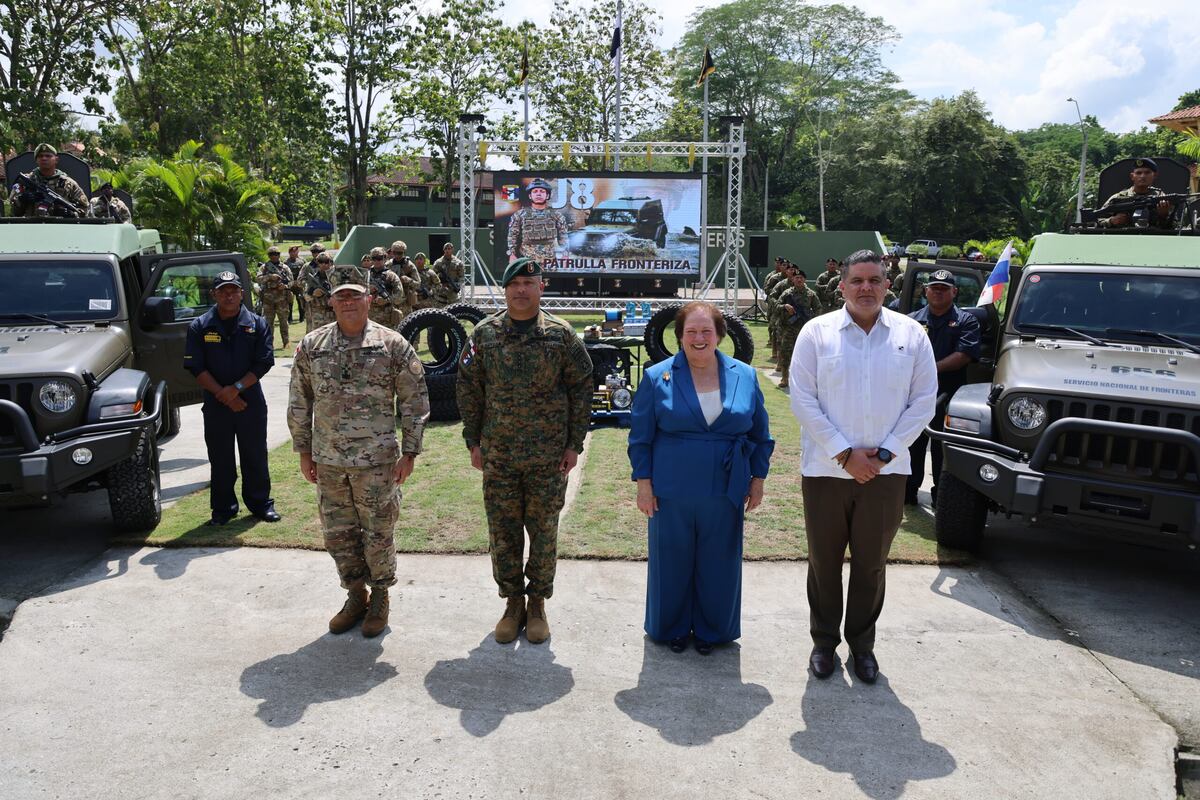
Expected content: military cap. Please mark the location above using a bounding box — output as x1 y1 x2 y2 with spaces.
315 253 333 264
390 240 408 252
310 242 326 252
34 143 56 157
443 241 454 250
527 177 552 193
331 266 368 294
369 246 388 259
927 269 955 288
1133 157 1158 172
501 257 543 286
413 251 427 261
266 245 280 255
214 271 242 290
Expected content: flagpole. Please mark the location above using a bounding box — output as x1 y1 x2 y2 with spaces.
523 84 530 142
522 36 530 142
614 0 623 171
701 65 709 285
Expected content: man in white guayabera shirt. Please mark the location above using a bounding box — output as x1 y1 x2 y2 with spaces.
788 249 937 686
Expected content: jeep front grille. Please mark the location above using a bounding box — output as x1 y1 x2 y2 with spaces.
0 381 36 447
1034 394 1199 489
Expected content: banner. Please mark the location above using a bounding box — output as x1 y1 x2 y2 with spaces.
492 171 702 277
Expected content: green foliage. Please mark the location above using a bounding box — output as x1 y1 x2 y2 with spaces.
939 244 961 258
906 243 928 257
775 213 816 231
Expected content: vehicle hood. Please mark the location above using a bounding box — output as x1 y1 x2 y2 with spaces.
578 225 633 234
996 339 1200 406
0 325 130 380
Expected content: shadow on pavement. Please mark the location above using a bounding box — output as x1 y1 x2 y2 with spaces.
612 638 772 746
239 634 398 727
137 547 228 581
159 457 210 473
790 673 956 799
424 636 574 737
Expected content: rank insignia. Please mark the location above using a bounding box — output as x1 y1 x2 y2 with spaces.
204 332 222 343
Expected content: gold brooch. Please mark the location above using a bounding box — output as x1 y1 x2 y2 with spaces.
662 371 671 383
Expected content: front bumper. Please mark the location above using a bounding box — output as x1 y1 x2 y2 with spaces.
930 418 1200 543
0 381 166 498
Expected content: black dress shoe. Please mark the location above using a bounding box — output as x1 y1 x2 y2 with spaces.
809 646 837 679
253 503 282 523
668 636 689 653
852 651 879 684
206 512 236 527
694 639 714 656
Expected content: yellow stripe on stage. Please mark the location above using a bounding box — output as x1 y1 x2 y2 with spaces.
646 142 652 168
688 144 695 169
563 142 571 164
519 141 528 168
478 141 489 166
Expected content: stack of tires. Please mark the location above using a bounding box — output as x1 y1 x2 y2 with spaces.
641 303 754 365
398 304 490 422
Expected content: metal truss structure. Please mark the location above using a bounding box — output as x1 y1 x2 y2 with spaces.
456 114 749 312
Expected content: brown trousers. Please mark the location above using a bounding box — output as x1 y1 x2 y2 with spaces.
801 474 906 652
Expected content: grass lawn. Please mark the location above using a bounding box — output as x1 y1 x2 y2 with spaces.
133 312 967 565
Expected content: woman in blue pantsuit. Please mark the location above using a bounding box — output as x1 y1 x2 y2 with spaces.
628 302 773 654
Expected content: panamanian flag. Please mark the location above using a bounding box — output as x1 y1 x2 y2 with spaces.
977 240 1013 315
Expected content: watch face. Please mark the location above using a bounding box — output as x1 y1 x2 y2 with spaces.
878 448 893 463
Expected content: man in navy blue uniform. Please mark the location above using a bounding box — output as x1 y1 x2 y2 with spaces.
906 270 981 506
184 271 280 525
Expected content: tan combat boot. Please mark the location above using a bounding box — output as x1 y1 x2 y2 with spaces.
361 586 390 638
329 584 368 634
526 596 550 644
494 595 526 644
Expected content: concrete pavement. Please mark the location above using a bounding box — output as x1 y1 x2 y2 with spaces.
0 550 1178 799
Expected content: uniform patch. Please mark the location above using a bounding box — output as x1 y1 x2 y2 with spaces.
409 357 423 375
204 332 222 343
461 340 475 367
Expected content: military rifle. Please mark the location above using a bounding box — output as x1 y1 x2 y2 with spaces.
1080 192 1199 228
11 174 83 218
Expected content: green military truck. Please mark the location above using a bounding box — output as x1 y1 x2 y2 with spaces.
0 219 251 531
923 233 1199 551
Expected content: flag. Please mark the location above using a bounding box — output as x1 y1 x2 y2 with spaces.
977 241 1013 315
519 39 529 84
609 21 621 60
696 47 715 87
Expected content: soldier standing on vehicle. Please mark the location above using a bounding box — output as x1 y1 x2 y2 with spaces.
506 177 569 266
431 242 465 306
1099 157 1173 229
905 269 980 506
88 182 132 223
8 143 89 217
774 270 821 389
183 271 279 526
456 257 593 645
288 267 430 638
285 245 305 322
256 246 294 349
304 253 337 332
410 252 442 310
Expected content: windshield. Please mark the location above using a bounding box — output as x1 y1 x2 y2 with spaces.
0 260 119 321
1012 271 1200 343
590 210 638 225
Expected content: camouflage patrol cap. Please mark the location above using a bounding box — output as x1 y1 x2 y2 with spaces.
34 143 56 157
927 269 955 287
391 240 408 252
1133 157 1158 172
310 242 326 253
501 257 542 286
267 245 281 255
413 252 427 261
369 246 388 259
331 266 368 294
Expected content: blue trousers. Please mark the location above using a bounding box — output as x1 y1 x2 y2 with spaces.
202 400 271 516
645 495 743 644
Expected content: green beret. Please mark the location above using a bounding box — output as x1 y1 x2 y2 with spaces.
501 257 543 287
34 143 56 157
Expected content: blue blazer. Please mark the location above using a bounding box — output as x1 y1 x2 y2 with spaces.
628 351 773 506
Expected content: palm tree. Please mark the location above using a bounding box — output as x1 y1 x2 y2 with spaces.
776 212 817 231
204 144 280 260
130 140 216 250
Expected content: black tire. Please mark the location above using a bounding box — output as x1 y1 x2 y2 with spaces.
934 471 988 552
642 303 755 365
425 372 460 422
107 427 161 533
585 342 630 385
430 303 489 361
399 308 467 376
165 401 182 438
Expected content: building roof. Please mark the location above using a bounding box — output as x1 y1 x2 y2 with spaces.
1148 105 1200 133
366 156 494 190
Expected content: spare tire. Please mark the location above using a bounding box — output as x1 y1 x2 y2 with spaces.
585 342 631 384
425 372 460 422
399 308 467 376
642 303 754 365
430 303 490 361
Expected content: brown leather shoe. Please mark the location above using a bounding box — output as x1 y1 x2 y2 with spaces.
809 646 837 679
852 651 879 684
329 585 368 634
361 587 389 638
494 595 526 644
525 595 550 644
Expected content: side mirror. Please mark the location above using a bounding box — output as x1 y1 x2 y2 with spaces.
141 296 176 327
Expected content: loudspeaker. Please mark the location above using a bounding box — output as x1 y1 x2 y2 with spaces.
749 234 770 270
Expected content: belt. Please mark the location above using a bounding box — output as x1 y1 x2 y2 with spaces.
661 430 756 507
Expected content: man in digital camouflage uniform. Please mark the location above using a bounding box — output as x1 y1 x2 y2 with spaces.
387 240 419 319
256 246 294 349
288 266 430 638
506 177 569 266
303 253 337 333
431 242 466 306
88 182 132 223
409 252 442 310
815 258 840 311
774 270 821 389
763 257 789 353
457 257 593 645
768 267 796 362
8 143 89 217
1100 157 1174 229
285 245 306 322
366 246 406 327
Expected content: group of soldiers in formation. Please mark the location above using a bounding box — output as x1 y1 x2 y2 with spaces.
252 240 466 349
764 254 904 388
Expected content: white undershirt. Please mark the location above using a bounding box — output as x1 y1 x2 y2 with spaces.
697 389 723 426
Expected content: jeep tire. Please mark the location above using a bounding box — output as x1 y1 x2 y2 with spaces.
399 308 467 376
430 303 488 361
934 471 987 552
425 372 460 422
107 427 162 532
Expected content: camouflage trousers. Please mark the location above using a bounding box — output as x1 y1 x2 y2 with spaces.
481 457 567 599
519 243 558 265
306 303 335 333
315 462 400 589
261 299 289 346
778 324 803 370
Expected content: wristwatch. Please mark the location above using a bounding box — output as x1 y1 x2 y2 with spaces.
234 380 245 392
877 448 894 464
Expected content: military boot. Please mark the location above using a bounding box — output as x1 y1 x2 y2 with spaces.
329 584 368 634
361 586 390 638
526 596 550 644
494 595 526 644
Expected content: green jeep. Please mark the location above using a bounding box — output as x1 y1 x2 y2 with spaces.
0 219 251 531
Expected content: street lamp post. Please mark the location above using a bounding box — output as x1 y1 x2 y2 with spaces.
1068 97 1088 224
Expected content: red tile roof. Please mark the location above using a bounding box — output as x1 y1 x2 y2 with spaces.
1148 105 1200 124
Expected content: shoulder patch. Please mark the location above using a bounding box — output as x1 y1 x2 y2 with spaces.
409 357 424 375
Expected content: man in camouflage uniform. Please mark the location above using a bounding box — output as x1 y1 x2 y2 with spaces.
292 243 325 324
815 258 841 310
457 257 593 645
431 242 466 306
366 246 406 327
506 177 569 266
285 245 305 322
255 246 294 348
387 240 419 317
88 182 132 223
288 266 430 638
762 258 789 351
886 255 904 296
774 270 821 389
768 267 796 361
410 252 442 310
8 143 89 217
303 253 337 332
1100 157 1173 229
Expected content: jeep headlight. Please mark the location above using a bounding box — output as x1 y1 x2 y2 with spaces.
611 387 633 410
1007 397 1046 431
39 380 77 414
